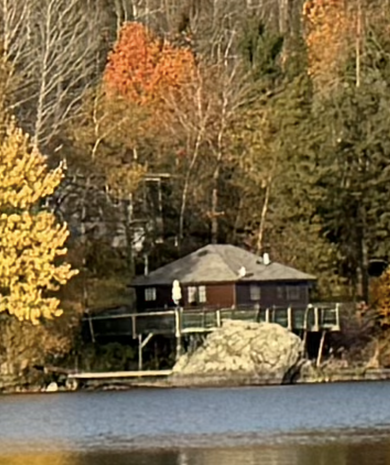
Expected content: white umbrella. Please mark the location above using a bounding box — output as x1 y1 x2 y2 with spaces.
172 280 182 306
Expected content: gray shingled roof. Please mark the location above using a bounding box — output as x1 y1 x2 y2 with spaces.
132 244 316 286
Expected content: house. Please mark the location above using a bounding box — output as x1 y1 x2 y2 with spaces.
131 244 317 311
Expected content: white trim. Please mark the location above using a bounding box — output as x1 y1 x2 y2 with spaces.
187 285 207 304
187 286 197 303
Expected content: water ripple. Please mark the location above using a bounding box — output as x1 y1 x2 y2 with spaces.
1 381 390 454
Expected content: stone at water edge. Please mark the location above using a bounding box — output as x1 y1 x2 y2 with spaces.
172 319 304 384
46 382 59 392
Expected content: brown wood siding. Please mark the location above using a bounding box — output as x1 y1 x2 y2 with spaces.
181 283 235 308
203 283 235 308
235 282 311 308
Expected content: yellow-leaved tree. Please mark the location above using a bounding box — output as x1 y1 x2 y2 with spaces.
0 117 77 324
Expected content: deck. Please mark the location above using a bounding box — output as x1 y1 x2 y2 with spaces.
63 304 341 386
86 303 341 340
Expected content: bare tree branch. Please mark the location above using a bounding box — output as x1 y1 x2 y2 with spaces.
0 0 105 151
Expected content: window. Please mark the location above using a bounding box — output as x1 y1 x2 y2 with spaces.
198 285 207 303
277 286 284 300
286 286 300 301
250 284 261 301
188 286 197 304
145 287 156 301
187 285 207 304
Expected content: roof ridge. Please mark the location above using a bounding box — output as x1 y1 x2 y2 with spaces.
212 244 242 276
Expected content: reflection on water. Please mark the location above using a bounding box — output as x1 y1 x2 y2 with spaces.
2 442 390 465
2 382 390 464
0 452 78 465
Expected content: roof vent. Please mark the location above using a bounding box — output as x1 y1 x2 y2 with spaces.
238 266 246 278
263 253 270 266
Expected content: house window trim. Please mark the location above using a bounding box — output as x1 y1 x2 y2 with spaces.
187 286 197 304
198 285 207 303
187 285 207 305
249 283 261 301
145 287 156 302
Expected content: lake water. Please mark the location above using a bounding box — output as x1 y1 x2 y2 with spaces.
1 382 390 465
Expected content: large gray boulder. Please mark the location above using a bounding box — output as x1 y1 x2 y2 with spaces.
172 319 304 384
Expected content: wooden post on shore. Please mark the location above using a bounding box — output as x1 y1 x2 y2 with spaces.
335 303 341 330
302 305 311 358
255 305 260 323
316 330 326 368
131 315 137 339
287 306 292 330
302 329 308 359
87 313 95 343
138 333 154 370
138 334 143 370
216 309 222 327
175 307 183 361
314 306 319 332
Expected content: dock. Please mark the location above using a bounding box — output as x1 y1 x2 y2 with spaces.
67 369 172 380
64 369 172 390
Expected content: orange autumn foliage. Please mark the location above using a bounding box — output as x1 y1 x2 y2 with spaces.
371 268 390 327
103 22 196 105
303 0 357 86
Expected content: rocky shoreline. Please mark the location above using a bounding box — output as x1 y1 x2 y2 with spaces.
150 367 390 388
2 319 390 394
104 367 390 389
2 366 390 394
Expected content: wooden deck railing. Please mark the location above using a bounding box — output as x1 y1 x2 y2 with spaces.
85 303 341 340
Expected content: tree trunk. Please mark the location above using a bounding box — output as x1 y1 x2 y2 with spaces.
355 0 362 88
361 237 369 303
256 152 277 254
359 207 369 303
124 192 135 277
210 165 219 244
178 135 202 243
256 178 272 254
355 0 367 302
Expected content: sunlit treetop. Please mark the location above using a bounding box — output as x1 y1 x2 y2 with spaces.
303 0 356 86
103 22 196 105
